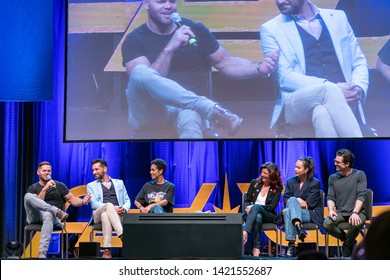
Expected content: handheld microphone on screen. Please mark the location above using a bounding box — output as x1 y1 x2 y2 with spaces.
47 175 56 188
170 12 198 47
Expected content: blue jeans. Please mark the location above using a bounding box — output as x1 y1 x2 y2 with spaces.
149 204 165 213
283 197 311 241
24 193 61 253
125 65 216 138
244 204 276 248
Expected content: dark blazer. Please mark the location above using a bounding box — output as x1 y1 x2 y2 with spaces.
283 176 323 226
244 179 283 216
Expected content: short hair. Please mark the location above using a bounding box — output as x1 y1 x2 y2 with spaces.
38 161 51 168
91 158 107 167
298 156 315 179
151 158 167 174
336 149 355 166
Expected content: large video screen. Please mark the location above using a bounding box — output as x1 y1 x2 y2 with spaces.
65 0 390 141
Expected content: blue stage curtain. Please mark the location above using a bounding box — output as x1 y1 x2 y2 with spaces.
2 103 25 250
0 0 53 101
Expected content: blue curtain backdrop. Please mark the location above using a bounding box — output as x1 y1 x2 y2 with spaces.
0 1 53 101
1 0 390 256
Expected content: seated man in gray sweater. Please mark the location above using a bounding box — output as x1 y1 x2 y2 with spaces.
323 149 367 258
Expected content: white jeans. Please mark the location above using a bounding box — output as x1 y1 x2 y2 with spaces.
284 83 362 137
93 203 123 248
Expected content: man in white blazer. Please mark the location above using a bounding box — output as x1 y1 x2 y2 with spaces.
261 0 369 137
87 158 131 258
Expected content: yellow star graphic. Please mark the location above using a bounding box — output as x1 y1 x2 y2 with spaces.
214 173 241 213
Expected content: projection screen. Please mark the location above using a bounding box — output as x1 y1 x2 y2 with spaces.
65 0 390 141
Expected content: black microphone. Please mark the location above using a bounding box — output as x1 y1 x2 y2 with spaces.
170 12 198 47
47 175 56 188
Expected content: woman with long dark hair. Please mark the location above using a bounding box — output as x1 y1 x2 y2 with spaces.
282 157 323 257
242 162 283 256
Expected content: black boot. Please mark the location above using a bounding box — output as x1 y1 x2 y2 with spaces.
341 242 351 258
211 104 243 136
286 242 295 257
295 223 307 242
342 239 356 258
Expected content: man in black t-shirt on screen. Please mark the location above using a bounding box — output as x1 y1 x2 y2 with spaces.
377 39 390 83
121 0 279 139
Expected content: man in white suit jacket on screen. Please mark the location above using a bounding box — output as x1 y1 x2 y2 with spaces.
260 0 369 137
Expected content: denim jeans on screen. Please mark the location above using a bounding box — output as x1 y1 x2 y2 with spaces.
125 65 216 138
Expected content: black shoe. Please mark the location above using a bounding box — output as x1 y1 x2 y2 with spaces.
342 242 351 258
211 104 242 136
295 223 307 242
342 240 356 258
286 243 295 257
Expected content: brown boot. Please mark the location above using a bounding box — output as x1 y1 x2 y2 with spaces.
56 210 69 222
102 248 112 259
211 104 242 136
37 251 47 259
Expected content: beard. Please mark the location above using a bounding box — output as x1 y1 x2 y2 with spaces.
148 8 173 26
277 0 305 15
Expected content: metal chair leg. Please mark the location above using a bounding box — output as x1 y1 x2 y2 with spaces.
23 228 27 259
275 229 278 256
29 231 34 258
325 233 329 257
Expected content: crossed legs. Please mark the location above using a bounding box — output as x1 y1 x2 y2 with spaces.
93 203 123 248
284 83 362 137
24 193 62 255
